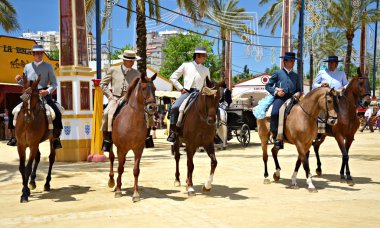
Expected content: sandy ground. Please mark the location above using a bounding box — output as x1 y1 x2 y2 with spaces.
0 129 380 228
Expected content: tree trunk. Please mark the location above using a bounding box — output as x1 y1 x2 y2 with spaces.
345 31 354 79
309 43 313 91
136 2 147 76
297 0 302 76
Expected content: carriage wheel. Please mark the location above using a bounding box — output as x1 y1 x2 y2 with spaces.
239 124 250 147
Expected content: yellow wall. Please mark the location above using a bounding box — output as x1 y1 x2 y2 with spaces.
0 36 59 84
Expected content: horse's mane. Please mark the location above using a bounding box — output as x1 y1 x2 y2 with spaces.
303 86 329 99
125 76 141 102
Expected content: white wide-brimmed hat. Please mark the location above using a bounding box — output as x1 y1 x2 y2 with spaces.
31 44 45 52
194 46 207 54
118 50 141 61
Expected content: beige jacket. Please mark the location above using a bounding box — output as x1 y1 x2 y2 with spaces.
100 65 140 98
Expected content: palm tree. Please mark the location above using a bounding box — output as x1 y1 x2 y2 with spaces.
0 0 20 32
205 0 254 79
258 0 298 35
86 0 211 75
328 0 380 78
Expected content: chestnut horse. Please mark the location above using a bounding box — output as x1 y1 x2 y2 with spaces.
257 87 339 192
312 70 371 185
172 79 224 196
16 75 56 203
108 73 157 202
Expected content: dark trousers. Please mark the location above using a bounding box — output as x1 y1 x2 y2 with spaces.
170 92 191 125
8 112 15 129
270 94 292 133
45 94 63 129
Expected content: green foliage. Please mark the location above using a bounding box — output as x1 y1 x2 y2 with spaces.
111 44 134 60
264 65 280 75
48 49 59 61
0 0 20 32
159 33 221 81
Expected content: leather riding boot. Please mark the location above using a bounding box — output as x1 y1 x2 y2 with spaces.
7 129 17 146
102 131 113 152
214 135 223 144
167 124 178 143
52 129 63 149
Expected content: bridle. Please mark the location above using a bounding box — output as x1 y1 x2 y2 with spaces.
196 87 219 126
298 91 338 124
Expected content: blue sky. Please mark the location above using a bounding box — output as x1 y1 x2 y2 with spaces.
1 0 372 76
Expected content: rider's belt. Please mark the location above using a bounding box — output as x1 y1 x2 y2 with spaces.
186 88 197 93
113 92 127 98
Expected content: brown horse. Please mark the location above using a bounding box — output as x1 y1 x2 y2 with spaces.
172 79 224 196
257 87 339 192
312 70 371 185
108 73 157 202
16 75 56 203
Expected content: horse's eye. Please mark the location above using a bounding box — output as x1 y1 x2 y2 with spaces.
327 100 332 104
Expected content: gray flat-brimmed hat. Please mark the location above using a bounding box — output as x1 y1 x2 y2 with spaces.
194 46 207 54
118 50 141 61
323 56 343 62
31 44 45 52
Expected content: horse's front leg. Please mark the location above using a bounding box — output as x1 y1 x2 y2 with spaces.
271 147 281 182
290 157 302 189
186 146 196 196
132 146 144 202
44 140 56 191
173 140 181 187
344 137 355 186
18 145 28 203
203 143 217 193
335 135 348 182
108 147 115 188
312 134 326 176
297 145 317 193
29 149 41 190
115 148 126 198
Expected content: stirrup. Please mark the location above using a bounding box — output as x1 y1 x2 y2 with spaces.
102 140 112 152
166 132 177 143
274 140 284 149
7 137 17 146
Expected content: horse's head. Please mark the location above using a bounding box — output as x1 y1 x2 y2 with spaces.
21 74 41 119
140 73 157 114
320 88 339 126
197 78 224 126
352 67 371 108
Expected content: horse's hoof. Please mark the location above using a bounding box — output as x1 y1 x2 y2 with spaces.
273 173 280 182
263 179 271 184
44 185 50 192
308 188 318 193
316 169 322 176
188 190 196 196
347 180 355 186
202 186 211 193
290 184 299 189
174 180 181 187
132 194 140 202
20 196 28 203
115 191 122 198
28 182 36 190
108 179 115 188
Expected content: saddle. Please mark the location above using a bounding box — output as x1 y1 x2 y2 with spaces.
12 99 64 130
176 90 200 127
265 97 297 140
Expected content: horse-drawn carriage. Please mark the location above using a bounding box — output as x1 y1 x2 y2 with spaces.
218 93 262 148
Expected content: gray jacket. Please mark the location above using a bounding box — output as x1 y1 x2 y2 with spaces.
18 62 57 94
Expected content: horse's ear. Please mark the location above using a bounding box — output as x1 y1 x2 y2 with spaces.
32 75 41 88
357 67 362 77
22 73 28 87
151 73 157 81
140 72 146 82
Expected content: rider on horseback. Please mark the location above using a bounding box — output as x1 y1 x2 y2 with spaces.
167 46 222 144
100 50 141 152
14 44 63 149
312 56 348 90
265 52 302 149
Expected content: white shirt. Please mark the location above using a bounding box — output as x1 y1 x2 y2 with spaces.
170 61 210 91
313 69 348 90
364 108 373 118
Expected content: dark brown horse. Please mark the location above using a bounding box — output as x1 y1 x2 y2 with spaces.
16 75 56 203
257 87 339 192
312 70 371 185
108 73 157 202
172 79 224 196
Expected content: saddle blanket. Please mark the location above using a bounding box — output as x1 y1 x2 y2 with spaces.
12 102 64 130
